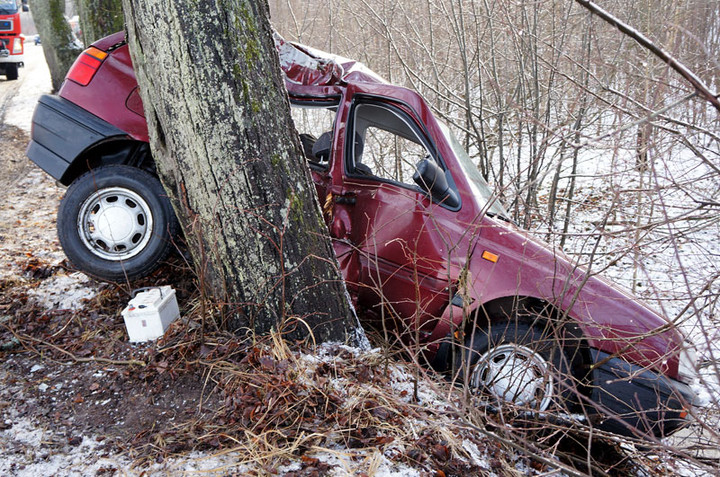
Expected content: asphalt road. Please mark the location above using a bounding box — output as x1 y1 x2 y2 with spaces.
0 39 51 184
0 38 50 126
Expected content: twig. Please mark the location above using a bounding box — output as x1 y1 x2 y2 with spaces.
573 0 720 113
17 333 146 367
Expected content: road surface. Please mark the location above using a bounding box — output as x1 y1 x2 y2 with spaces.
0 39 62 282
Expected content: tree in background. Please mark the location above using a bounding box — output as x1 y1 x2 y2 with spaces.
77 0 124 45
32 0 82 90
120 0 364 345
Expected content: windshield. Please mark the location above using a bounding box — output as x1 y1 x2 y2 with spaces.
439 122 509 218
0 0 17 15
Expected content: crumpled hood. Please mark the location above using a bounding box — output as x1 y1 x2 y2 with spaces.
273 32 386 88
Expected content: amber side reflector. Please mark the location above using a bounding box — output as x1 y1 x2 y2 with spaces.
679 410 688 419
66 46 108 86
482 251 499 263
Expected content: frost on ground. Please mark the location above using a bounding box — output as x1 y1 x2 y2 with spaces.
26 272 95 310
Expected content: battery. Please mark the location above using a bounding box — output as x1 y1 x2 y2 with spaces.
121 286 180 342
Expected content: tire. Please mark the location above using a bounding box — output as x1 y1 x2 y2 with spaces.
57 165 179 282
5 63 18 81
459 320 577 413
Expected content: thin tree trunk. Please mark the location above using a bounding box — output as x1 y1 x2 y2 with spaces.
32 0 82 91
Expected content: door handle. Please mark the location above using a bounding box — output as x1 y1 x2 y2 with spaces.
334 193 356 205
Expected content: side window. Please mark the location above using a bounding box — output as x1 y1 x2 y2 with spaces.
291 102 338 169
351 103 435 187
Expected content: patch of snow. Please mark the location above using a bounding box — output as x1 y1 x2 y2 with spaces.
6 41 52 133
0 415 263 476
27 272 96 310
462 439 492 470
313 447 421 477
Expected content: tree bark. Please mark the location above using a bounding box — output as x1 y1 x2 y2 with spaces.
77 0 124 45
121 0 364 345
32 0 83 91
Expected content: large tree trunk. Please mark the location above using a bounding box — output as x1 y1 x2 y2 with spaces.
32 0 82 90
77 0 124 45
121 0 364 345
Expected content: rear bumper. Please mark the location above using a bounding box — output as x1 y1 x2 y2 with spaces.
589 349 697 438
26 95 128 185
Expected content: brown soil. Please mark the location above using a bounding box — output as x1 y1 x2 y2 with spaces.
0 124 221 466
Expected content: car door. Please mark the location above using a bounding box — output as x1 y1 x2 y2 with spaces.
328 94 461 334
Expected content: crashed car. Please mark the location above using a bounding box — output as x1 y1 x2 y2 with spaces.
27 31 697 438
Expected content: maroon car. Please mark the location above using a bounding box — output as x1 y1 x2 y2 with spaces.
27 31 697 438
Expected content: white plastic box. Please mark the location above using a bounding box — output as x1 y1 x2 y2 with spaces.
121 286 180 342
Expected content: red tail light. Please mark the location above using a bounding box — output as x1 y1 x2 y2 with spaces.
66 46 108 86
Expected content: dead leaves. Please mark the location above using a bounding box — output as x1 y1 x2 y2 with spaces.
22 254 60 280
191 342 488 475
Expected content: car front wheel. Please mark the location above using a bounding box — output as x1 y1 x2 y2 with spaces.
57 165 179 282
460 320 577 413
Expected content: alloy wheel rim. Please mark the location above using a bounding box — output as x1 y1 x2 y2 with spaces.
77 187 154 261
470 343 554 411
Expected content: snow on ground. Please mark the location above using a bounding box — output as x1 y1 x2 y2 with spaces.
26 271 96 310
5 40 51 132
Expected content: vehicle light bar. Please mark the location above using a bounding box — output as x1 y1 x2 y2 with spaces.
66 46 108 86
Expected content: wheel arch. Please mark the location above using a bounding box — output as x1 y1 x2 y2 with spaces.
59 139 154 186
432 295 593 398
464 295 593 397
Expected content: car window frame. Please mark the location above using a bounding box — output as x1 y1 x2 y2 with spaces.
290 96 341 173
345 95 462 211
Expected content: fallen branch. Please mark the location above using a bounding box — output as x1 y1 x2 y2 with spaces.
15 331 146 367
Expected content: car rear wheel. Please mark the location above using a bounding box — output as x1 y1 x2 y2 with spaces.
460 320 577 413
57 165 179 281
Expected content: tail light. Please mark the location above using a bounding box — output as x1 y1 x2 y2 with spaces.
66 46 108 86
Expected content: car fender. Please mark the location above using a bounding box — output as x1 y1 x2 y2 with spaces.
426 217 684 379
26 95 132 185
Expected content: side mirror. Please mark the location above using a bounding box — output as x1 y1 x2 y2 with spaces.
21 0 28 11
413 158 459 208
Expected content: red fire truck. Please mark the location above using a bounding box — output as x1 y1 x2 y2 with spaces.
0 0 28 80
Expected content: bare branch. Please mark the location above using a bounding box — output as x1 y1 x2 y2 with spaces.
573 0 720 113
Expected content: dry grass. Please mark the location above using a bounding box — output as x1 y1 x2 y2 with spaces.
2 264 718 475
